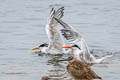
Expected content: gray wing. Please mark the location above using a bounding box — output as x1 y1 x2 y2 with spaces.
54 18 97 62
80 38 96 63
46 7 65 53
48 7 64 25
54 18 82 43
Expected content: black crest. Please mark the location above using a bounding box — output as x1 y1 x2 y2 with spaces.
72 44 81 50
39 43 48 47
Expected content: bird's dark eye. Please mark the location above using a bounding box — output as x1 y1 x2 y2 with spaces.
68 56 74 61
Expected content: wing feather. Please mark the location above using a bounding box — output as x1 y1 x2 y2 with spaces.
54 18 98 62
48 7 64 25
54 18 82 44
46 7 65 54
67 60 101 79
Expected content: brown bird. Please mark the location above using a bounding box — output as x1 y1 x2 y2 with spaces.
41 76 50 80
66 56 102 80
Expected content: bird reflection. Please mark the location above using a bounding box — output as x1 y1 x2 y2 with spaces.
46 53 72 80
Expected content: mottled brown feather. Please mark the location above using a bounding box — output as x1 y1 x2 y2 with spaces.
67 59 102 80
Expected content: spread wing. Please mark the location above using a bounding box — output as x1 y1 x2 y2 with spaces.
54 18 81 44
46 7 65 53
54 18 97 62
47 7 64 25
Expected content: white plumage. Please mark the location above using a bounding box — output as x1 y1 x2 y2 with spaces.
54 18 113 63
31 7 65 54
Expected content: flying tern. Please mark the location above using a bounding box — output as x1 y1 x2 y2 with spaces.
31 7 65 54
55 18 113 63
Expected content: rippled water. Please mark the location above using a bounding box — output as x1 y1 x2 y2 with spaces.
0 0 120 80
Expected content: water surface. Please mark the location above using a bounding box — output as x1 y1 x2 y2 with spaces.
0 0 120 80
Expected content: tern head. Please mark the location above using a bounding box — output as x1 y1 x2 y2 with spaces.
41 76 50 80
31 43 48 50
61 45 82 60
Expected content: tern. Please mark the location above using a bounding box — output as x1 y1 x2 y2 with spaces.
66 56 102 80
54 18 113 63
31 7 65 54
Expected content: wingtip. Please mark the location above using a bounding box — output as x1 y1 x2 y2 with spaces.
50 7 54 13
61 6 64 9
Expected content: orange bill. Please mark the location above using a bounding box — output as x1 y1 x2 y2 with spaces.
60 46 72 48
30 47 39 50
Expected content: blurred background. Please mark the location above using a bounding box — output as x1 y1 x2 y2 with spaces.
0 0 120 80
